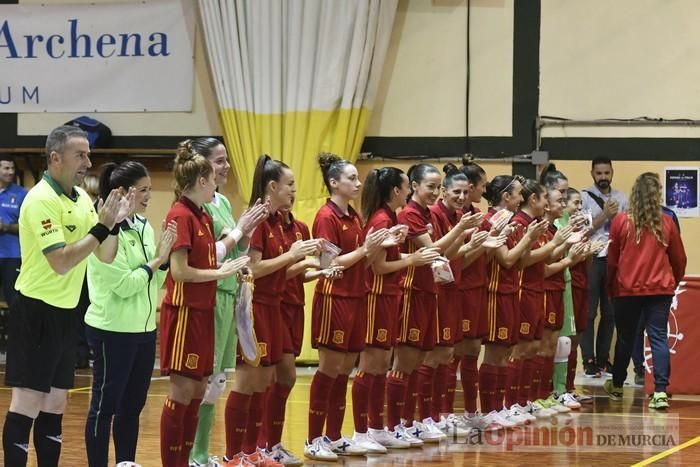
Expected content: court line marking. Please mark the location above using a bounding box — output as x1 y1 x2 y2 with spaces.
631 434 700 466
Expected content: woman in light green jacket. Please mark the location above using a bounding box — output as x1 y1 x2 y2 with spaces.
84 161 176 467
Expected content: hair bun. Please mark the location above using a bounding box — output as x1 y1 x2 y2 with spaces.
443 162 458 175
318 152 342 173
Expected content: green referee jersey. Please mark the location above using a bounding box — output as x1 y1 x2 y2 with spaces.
15 172 98 309
204 192 241 293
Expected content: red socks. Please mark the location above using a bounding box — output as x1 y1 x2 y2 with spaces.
401 371 419 425
478 364 499 414
260 383 292 449
460 355 479 414
308 371 335 441
431 365 448 421
351 371 373 433
325 374 349 441
505 359 522 408
519 358 535 405
368 373 387 430
443 357 460 415
180 398 201 465
160 397 187 467
416 365 436 421
496 366 507 411
242 392 264 454
540 356 554 399
530 356 544 402
386 370 408 429
225 391 252 459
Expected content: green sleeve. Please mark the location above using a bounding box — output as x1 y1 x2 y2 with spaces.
88 238 150 299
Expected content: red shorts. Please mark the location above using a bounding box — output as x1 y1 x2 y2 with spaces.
460 287 487 339
398 289 438 351
237 300 284 367
281 302 304 356
312 294 366 353
572 286 589 334
365 293 400 350
437 288 461 346
544 290 564 330
484 292 518 346
518 288 545 340
160 303 214 380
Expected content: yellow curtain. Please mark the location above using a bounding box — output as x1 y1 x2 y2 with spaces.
199 0 398 362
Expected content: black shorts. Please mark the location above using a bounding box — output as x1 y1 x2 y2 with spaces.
5 293 77 393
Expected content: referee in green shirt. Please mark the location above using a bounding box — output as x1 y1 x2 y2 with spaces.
2 125 133 467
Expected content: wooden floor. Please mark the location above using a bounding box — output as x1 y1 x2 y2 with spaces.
2 367 700 467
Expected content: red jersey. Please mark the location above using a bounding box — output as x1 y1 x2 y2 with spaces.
250 212 289 305
313 200 366 298
281 214 310 306
570 261 588 289
543 224 565 291
399 200 438 294
163 196 217 310
365 204 402 296
608 212 686 297
484 208 519 295
459 204 488 290
430 200 463 289
511 210 546 292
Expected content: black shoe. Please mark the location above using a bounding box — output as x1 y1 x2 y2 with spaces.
584 358 601 378
598 361 613 377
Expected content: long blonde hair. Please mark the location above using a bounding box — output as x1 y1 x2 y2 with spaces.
628 172 665 245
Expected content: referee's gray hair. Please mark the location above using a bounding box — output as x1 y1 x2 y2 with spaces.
45 125 88 160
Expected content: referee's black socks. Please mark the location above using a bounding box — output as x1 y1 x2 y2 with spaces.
3 411 33 466
33 411 63 467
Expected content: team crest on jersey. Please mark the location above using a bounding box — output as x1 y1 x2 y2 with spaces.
342 224 349 231
408 328 420 342
548 312 556 324
520 322 530 335
462 320 471 332
185 353 199 369
269 231 275 238
258 342 268 357
332 330 345 344
376 328 388 342
197 230 205 237
498 327 508 340
442 327 451 341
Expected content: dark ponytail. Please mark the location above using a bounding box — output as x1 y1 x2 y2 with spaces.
442 163 468 188
539 163 567 189
519 178 544 208
99 161 149 202
484 175 515 206
188 137 223 159
250 154 289 208
361 167 405 222
460 156 487 185
318 152 351 194
406 163 440 201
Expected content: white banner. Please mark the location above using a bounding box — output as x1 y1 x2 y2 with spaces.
0 1 195 112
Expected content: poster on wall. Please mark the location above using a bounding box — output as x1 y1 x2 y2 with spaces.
0 0 195 112
665 167 699 218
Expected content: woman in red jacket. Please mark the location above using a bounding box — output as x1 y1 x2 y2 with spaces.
605 172 686 409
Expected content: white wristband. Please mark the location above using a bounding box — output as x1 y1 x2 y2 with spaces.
230 227 244 244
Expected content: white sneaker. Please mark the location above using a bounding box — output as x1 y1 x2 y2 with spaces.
117 463 142 467
530 400 556 418
547 396 571 413
557 392 582 410
328 435 368 456
393 423 424 447
422 418 448 440
484 410 517 429
571 391 593 403
406 420 444 443
462 411 498 432
269 443 303 466
510 404 536 423
499 408 526 426
440 415 473 437
352 431 387 454
304 436 338 462
368 427 410 449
